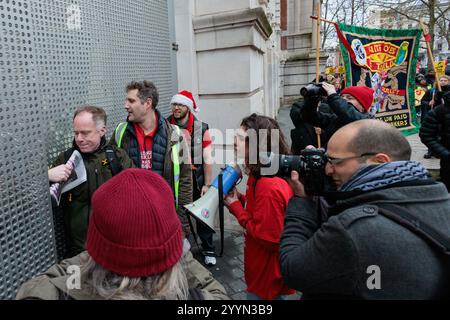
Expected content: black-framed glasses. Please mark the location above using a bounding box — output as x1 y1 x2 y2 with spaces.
171 103 187 109
325 152 377 166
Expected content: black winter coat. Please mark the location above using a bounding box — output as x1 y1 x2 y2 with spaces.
280 180 450 299
290 101 330 153
301 94 372 148
419 103 450 160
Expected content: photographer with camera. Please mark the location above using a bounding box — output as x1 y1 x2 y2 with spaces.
279 119 450 299
223 114 296 300
290 98 331 154
300 82 374 148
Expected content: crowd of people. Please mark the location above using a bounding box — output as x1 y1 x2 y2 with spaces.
16 74 450 300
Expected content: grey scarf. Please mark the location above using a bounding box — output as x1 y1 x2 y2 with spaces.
339 161 428 192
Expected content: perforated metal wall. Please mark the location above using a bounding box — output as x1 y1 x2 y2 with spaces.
0 0 176 299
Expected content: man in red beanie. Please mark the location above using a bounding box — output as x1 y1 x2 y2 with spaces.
300 81 374 148
339 85 375 113
16 169 229 300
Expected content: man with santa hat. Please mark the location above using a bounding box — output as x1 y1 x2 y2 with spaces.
168 90 217 267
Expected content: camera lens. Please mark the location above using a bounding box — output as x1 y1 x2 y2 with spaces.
300 87 308 97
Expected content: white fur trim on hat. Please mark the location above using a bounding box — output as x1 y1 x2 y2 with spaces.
171 94 194 111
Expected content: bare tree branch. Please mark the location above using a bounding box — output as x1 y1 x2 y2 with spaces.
369 0 449 70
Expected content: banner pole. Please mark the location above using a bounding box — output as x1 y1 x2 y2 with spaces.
419 19 441 91
315 4 321 84
311 15 335 25
315 1 322 148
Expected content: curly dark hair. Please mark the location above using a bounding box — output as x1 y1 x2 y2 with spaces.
126 80 159 108
240 113 290 178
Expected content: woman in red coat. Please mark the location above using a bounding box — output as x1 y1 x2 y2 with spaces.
224 114 295 300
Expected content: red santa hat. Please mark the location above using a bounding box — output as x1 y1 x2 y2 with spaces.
170 90 198 114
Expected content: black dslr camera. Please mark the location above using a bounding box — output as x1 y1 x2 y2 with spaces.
262 149 328 195
300 83 327 98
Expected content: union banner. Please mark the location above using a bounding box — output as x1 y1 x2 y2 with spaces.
337 23 422 135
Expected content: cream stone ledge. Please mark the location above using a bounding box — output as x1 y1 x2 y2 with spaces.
285 51 329 61
193 7 273 53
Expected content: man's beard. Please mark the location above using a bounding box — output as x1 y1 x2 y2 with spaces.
174 110 188 120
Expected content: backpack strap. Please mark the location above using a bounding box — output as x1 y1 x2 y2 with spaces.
114 122 128 148
104 145 122 176
375 203 450 256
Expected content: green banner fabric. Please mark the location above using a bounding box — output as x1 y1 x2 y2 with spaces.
338 23 422 135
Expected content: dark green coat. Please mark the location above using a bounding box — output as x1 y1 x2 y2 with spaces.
52 138 134 257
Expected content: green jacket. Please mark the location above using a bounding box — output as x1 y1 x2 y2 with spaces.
52 138 134 256
15 251 229 300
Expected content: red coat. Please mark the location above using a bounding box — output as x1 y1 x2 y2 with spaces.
228 175 295 300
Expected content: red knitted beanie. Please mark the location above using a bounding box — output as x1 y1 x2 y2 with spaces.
340 86 374 112
86 168 183 277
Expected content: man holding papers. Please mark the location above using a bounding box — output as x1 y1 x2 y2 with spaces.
49 106 133 258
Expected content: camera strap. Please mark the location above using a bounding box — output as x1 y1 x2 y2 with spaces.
375 203 450 257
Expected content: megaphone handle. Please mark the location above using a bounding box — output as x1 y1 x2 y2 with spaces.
186 212 201 250
217 173 224 257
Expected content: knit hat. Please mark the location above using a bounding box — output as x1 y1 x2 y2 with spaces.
416 73 425 81
170 90 198 114
86 168 183 277
340 86 374 112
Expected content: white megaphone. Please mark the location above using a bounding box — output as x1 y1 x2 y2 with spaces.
184 164 242 232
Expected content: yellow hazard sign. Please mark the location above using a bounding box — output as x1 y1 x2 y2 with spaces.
325 66 336 74
435 60 446 77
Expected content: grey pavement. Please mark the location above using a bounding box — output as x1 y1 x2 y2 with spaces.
192 105 440 300
191 231 301 300
191 232 247 300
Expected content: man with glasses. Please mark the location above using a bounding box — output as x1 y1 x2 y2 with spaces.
280 119 450 299
49 106 134 257
167 90 217 267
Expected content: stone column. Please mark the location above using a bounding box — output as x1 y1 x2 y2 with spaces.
281 0 327 105
174 0 274 232
193 7 272 134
